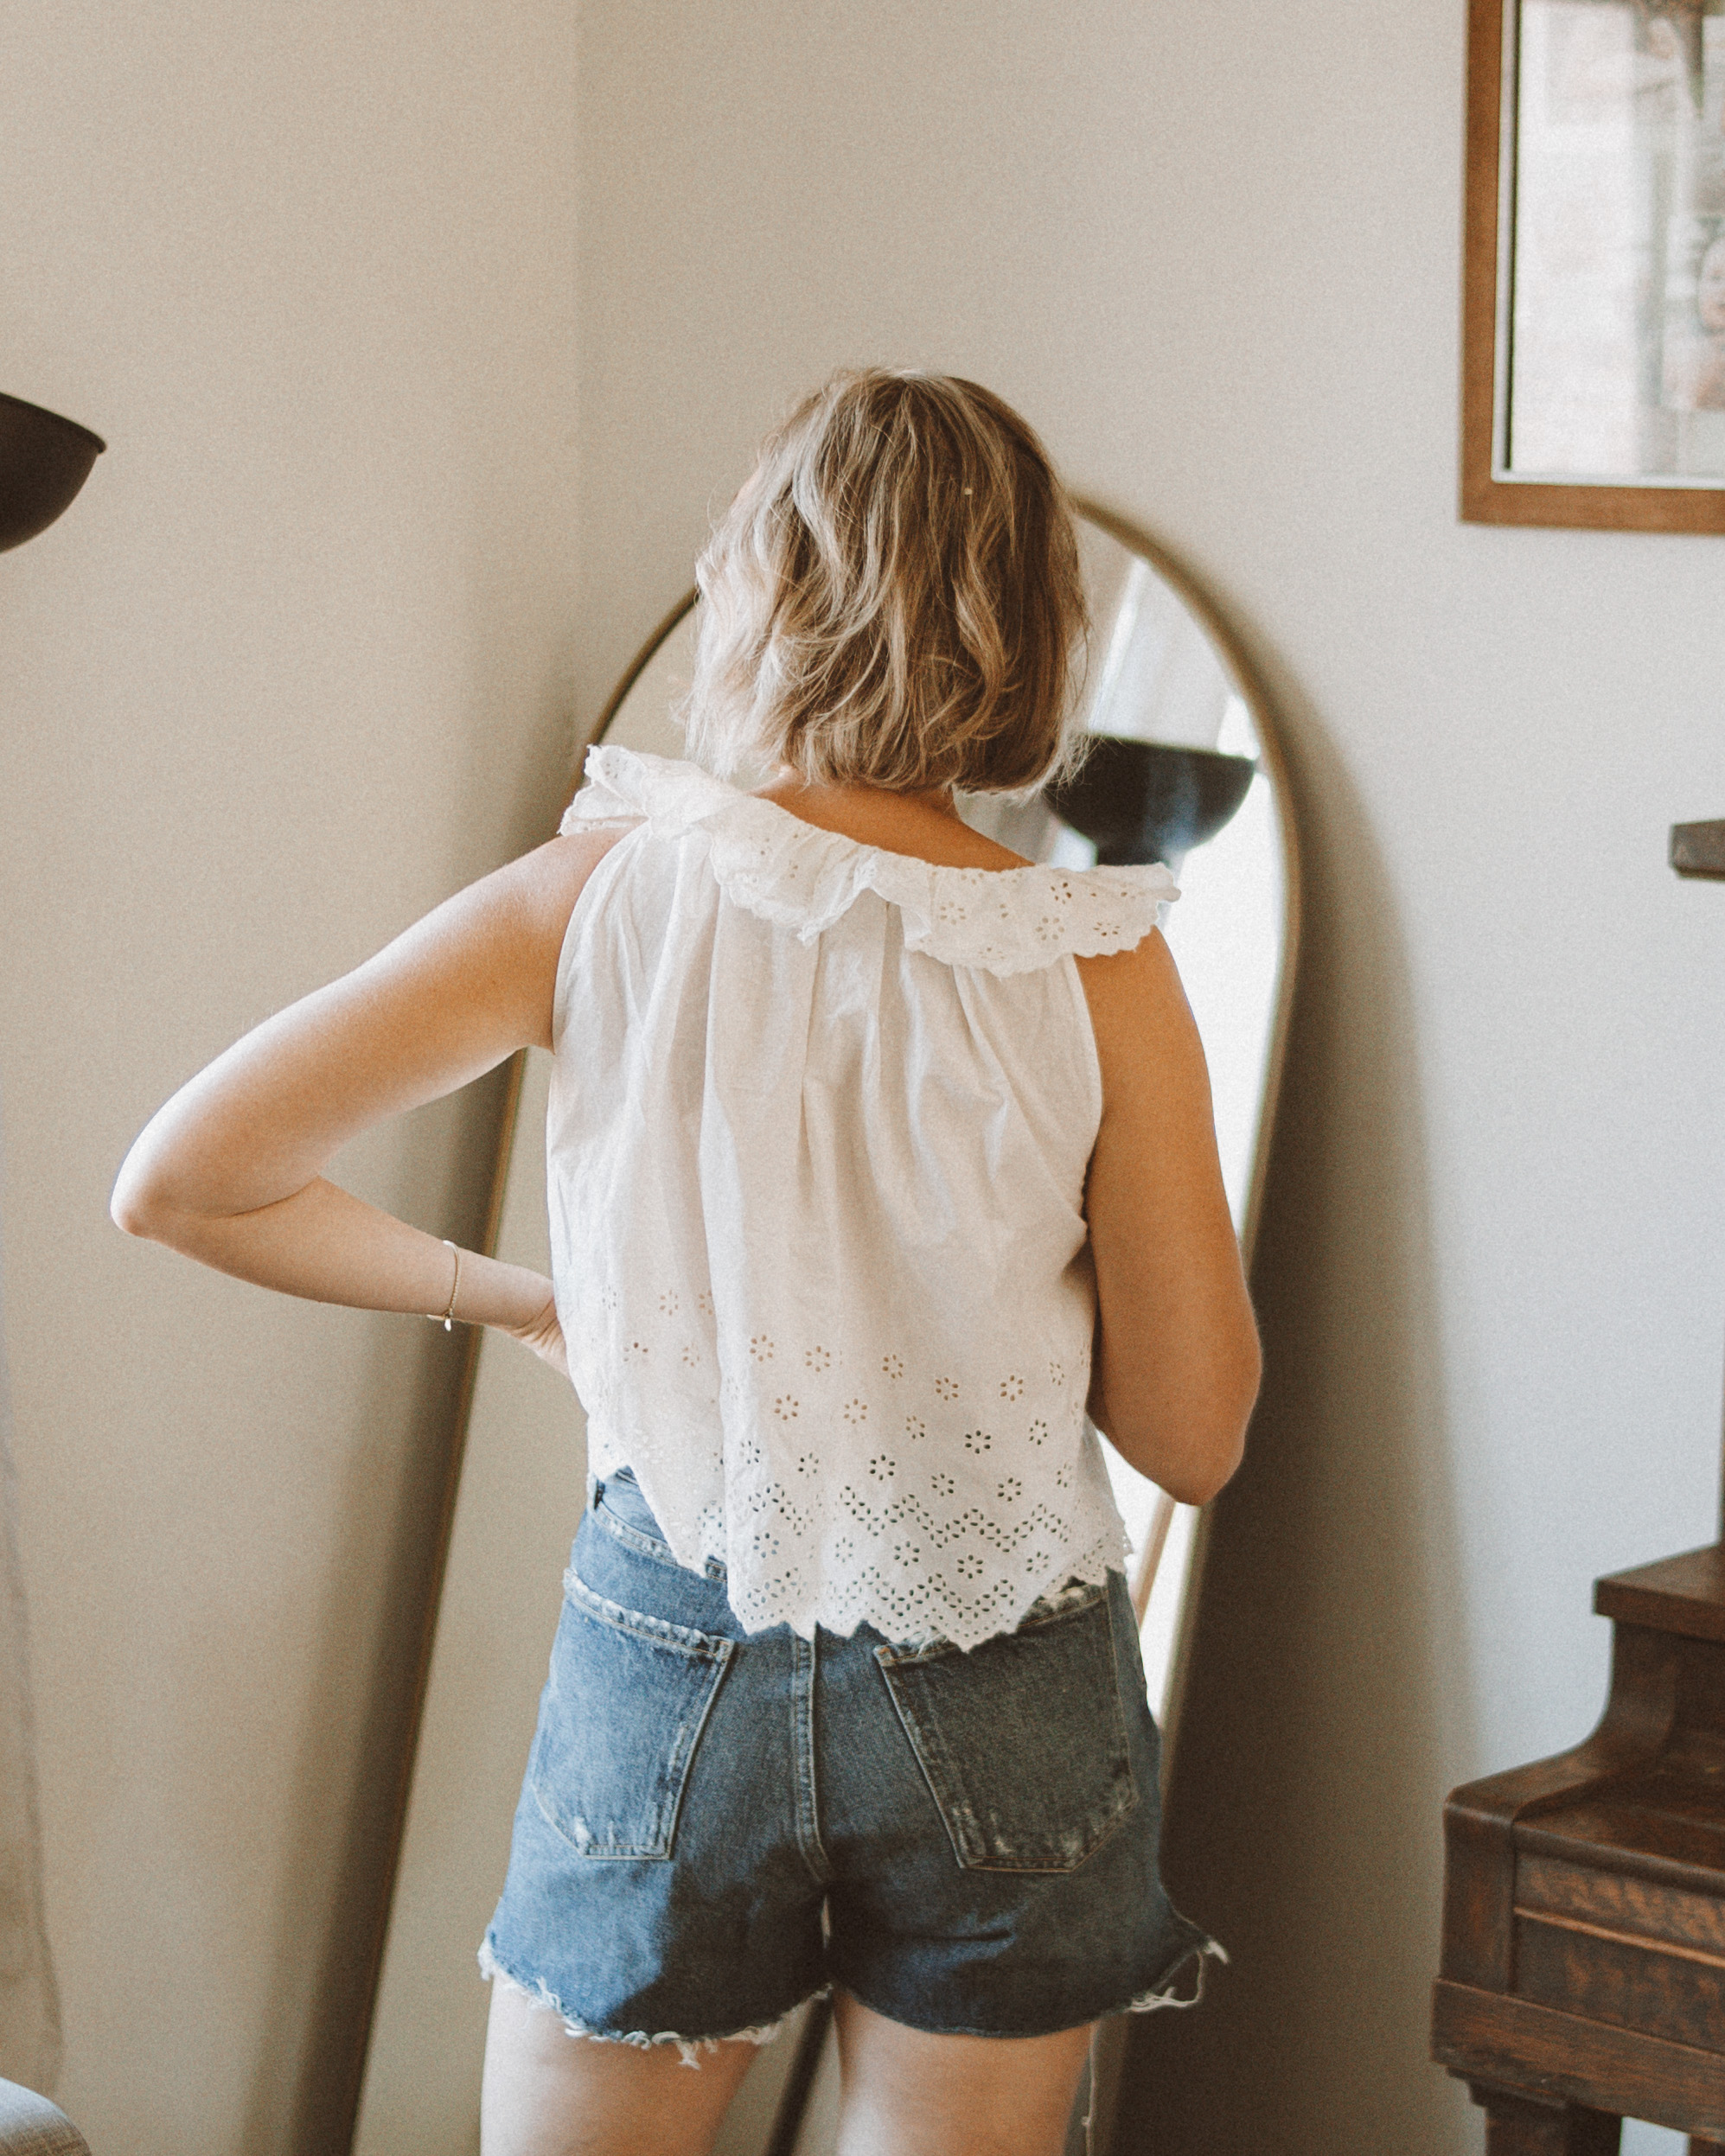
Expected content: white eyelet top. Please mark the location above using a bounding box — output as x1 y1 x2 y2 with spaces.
549 748 1179 1651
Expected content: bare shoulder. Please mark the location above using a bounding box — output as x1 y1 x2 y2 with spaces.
498 820 635 938
1073 928 1190 1034
476 821 634 1047
1073 931 1205 1104
334 820 635 1062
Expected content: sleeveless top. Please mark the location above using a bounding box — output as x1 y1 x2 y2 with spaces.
547 747 1179 1651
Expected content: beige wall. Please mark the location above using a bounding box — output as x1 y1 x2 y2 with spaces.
0 5 577 2151
7 3 1725 2153
571 4 1725 2153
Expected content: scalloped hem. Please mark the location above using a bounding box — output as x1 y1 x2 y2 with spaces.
477 1938 819 2068
725 1539 1130 1657
1123 1937 1228 2015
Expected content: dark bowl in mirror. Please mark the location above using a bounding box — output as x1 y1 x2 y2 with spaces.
1045 737 1257 866
0 392 106 553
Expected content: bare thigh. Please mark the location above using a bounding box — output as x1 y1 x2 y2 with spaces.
478 1979 1093 2156
479 1977 761 2156
832 1988 1094 2156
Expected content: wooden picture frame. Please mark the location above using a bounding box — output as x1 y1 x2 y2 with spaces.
1462 0 1725 532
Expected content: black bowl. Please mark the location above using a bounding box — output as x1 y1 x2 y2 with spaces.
0 392 105 552
1045 736 1257 866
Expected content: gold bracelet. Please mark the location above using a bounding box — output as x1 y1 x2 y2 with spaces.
430 1239 462 1331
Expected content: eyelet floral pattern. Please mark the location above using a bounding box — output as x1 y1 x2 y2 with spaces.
549 745 1153 1650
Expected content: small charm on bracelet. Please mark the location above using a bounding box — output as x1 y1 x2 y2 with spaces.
431 1239 462 1331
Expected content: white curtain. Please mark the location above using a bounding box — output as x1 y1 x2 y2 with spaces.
0 1081 61 2091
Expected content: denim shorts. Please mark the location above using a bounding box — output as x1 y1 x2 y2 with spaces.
480 1469 1217 2051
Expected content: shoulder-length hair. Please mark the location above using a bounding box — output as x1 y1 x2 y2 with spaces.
683 369 1089 796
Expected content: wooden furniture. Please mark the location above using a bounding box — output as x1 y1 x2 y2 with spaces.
1433 1545 1725 2151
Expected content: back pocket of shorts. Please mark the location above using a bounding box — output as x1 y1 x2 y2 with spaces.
529 1569 733 1859
873 1582 1137 1872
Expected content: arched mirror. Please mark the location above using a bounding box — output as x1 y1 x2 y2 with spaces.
348 508 1299 2156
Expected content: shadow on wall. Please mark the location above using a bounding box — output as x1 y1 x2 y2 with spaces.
238 1064 515 2156
239 653 580 2156
1119 665 1478 2153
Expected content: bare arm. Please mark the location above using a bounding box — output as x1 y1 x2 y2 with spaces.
111 826 624 1362
1076 932 1261 1506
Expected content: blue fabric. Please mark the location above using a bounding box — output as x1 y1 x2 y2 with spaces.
482 1470 1211 2043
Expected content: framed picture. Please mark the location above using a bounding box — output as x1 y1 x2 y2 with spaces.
1463 0 1725 530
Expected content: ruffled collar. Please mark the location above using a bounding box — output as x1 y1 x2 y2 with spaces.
561 747 1177 977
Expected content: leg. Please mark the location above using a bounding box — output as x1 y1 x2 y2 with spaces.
830 1987 1094 2156
480 1977 763 2156
1467 2084 1621 2156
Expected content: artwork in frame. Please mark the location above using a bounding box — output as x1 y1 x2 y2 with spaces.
1463 0 1725 530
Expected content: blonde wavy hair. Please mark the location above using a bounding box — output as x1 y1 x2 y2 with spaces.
683 369 1090 795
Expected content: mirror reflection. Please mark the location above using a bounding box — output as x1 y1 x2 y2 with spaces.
351 508 1296 2156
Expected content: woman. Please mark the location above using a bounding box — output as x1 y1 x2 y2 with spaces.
113 369 1259 2156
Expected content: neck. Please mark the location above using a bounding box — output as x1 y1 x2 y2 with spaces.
764 770 961 820
750 765 1030 871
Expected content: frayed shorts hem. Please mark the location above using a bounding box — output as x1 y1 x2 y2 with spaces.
1122 1937 1229 2016
827 1936 1228 2043
478 1936 824 2068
